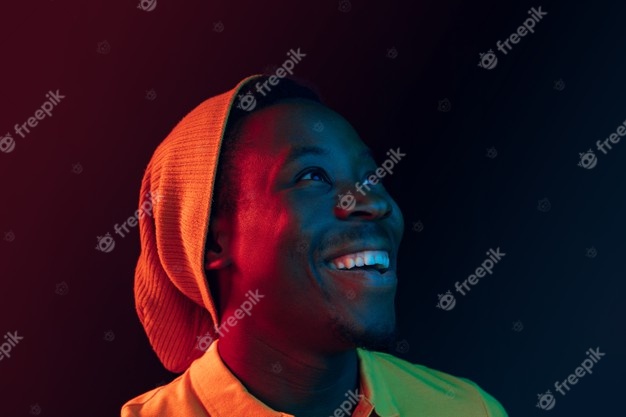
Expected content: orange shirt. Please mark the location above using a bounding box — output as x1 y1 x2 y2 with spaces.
122 339 508 417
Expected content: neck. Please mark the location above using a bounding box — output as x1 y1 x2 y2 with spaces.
217 325 360 417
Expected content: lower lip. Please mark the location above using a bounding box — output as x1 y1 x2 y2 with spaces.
324 264 397 289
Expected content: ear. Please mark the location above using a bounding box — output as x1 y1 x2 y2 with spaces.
205 214 233 270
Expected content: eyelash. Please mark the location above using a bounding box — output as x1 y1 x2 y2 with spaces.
296 168 381 186
296 167 331 184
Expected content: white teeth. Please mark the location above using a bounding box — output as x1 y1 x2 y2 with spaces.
330 250 390 271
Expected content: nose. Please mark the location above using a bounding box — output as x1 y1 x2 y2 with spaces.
335 188 393 221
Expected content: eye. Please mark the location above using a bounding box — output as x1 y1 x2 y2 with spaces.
296 167 331 184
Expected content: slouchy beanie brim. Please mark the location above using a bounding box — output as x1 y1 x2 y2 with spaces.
134 75 263 373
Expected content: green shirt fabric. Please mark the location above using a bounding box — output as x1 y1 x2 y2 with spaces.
357 348 508 416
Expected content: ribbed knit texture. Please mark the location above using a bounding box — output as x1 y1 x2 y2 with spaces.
134 75 262 373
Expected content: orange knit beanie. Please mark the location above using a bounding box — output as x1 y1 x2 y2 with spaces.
133 75 263 373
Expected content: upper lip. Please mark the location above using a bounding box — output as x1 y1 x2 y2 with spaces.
323 240 393 264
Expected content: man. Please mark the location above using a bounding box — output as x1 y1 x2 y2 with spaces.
121 74 508 416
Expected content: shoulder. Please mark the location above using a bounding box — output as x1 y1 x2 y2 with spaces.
358 349 508 416
120 373 207 417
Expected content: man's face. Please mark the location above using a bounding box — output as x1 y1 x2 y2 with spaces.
220 98 404 351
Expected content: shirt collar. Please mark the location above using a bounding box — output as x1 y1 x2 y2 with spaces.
189 339 399 417
189 339 289 417
357 348 401 417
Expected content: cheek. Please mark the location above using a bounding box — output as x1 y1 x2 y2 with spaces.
231 196 294 274
234 218 276 271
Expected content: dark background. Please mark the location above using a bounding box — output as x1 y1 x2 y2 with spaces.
1 0 624 416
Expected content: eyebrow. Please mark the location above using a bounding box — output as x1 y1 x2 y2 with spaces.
284 145 375 165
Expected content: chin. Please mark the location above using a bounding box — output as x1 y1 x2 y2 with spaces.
332 316 397 351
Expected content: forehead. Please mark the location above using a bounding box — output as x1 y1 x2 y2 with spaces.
234 98 368 156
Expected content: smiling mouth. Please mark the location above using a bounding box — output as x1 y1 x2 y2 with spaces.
327 250 390 273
